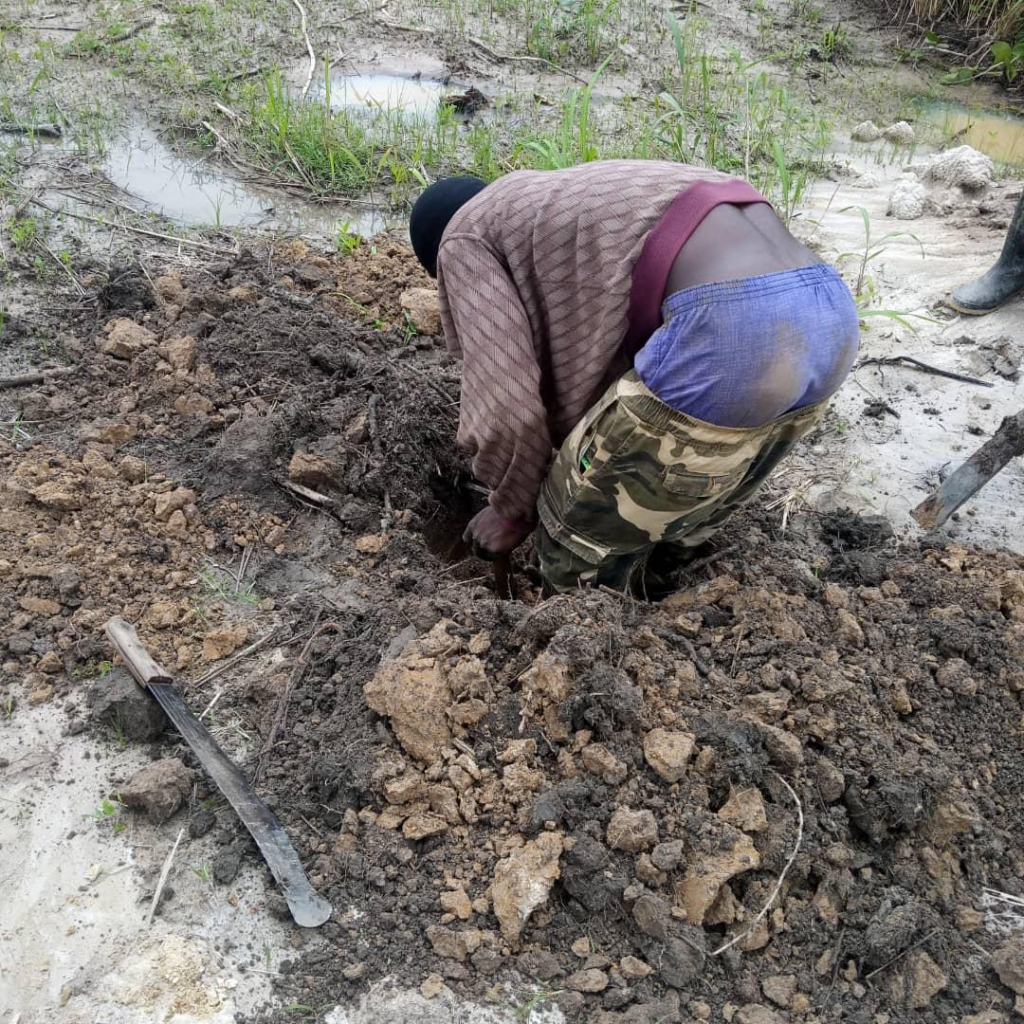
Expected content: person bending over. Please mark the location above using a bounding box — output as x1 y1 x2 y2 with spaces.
409 160 860 595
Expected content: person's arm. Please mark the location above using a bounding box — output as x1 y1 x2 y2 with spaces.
438 235 551 545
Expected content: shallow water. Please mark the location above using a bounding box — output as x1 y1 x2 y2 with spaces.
311 71 448 118
100 121 386 237
918 100 1024 166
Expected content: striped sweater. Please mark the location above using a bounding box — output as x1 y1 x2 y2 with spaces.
436 160 738 521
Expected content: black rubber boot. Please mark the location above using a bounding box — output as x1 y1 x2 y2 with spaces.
948 191 1024 315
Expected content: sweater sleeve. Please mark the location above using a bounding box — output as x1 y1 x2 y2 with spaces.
437 235 551 521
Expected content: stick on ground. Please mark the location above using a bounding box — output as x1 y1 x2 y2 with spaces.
913 408 1024 528
292 0 316 99
857 354 994 389
0 367 75 389
147 827 184 926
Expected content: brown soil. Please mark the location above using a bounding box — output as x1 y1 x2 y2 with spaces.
3 242 1024 1024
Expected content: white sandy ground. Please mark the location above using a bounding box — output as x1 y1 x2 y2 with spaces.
2 136 1023 1024
792 144 1023 553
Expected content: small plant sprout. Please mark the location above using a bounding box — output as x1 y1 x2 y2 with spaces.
836 205 924 302
87 796 127 832
335 220 361 255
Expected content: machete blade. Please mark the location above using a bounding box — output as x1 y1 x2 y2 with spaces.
149 682 332 927
104 616 331 929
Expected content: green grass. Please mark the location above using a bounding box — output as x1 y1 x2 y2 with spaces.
225 10 832 212
836 205 924 301
513 989 564 1020
86 797 127 833
197 565 261 605
1 0 838 217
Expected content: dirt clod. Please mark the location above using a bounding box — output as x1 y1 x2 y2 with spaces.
606 807 659 852
492 832 563 942
642 728 696 782
88 667 168 741
399 287 442 336
993 936 1024 996
117 757 193 823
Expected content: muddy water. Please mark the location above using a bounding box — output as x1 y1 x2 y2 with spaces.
311 72 448 118
918 100 1024 165
101 121 387 237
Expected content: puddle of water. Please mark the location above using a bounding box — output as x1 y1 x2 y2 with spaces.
918 100 1024 166
310 72 447 118
98 121 386 237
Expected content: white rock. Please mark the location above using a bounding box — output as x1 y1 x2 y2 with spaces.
851 120 882 143
888 179 928 220
884 120 916 145
922 145 994 192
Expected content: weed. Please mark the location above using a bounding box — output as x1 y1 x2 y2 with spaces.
836 206 924 301
819 23 850 60
513 989 564 1019
111 713 128 750
335 220 361 255
197 565 261 605
2 691 13 719
989 33 1024 82
517 57 610 169
87 796 127 832
7 215 37 250
772 138 808 226
526 0 621 66
790 0 824 22
651 15 830 203
401 313 419 345
193 862 213 884
858 307 939 332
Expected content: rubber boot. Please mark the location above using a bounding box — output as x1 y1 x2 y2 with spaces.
948 191 1024 315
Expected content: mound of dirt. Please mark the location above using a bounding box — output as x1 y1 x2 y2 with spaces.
4 243 1024 1024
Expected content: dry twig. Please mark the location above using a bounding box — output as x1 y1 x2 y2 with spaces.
147 827 184 926
256 619 341 778
0 366 75 389
29 196 237 255
105 19 154 43
292 0 316 99
864 928 941 981
0 122 62 138
857 354 994 388
710 772 804 957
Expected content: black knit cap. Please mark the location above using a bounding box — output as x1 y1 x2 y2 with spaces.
409 176 487 278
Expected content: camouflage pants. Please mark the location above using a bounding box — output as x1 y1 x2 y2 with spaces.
535 371 826 594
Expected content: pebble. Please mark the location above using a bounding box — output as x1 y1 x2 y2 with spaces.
619 955 652 981
565 968 608 993
642 728 696 783
606 807 659 852
651 839 684 871
993 935 1024 995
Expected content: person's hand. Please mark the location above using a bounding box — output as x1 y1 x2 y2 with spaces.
464 507 532 561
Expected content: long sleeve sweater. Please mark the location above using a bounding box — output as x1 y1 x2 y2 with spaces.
436 159 740 521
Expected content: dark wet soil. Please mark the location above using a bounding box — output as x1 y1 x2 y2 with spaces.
3 245 1024 1024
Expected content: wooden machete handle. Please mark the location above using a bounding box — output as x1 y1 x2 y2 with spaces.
104 616 174 688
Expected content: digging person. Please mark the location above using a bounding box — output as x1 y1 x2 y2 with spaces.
409 162 860 595
947 190 1024 314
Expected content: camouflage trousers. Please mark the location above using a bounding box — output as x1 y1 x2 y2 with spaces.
535 370 826 594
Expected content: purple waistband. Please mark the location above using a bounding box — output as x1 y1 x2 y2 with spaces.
623 179 771 359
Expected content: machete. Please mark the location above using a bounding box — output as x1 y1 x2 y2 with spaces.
104 616 332 928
